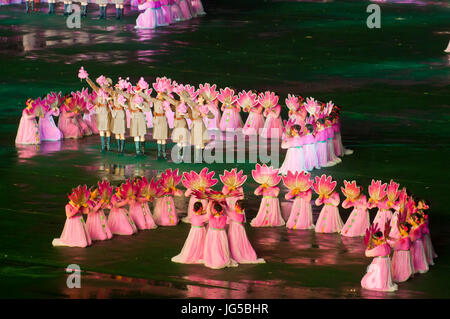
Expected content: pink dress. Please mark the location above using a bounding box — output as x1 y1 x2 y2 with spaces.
250 186 285 227
242 105 264 135
315 129 328 167
52 205 92 248
160 0 173 24
361 243 398 292
85 201 113 241
203 214 238 269
178 0 193 20
341 195 370 237
279 136 306 175
153 196 179 226
227 207 265 264
83 110 99 134
302 133 319 171
169 0 184 21
15 109 40 145
219 104 243 131
191 0 206 16
325 126 339 162
285 189 314 230
128 199 158 230
314 192 343 233
203 102 221 130
58 108 83 139
39 108 63 141
421 223 437 266
261 105 283 139
410 226 429 274
136 2 159 29
388 237 414 283
182 189 209 224
372 201 393 234
171 213 208 264
388 211 401 239
107 195 138 235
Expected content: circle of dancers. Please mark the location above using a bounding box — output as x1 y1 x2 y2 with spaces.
16 67 353 170
17 0 205 23
52 165 437 291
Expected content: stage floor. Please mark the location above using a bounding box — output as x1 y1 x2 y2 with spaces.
0 0 449 298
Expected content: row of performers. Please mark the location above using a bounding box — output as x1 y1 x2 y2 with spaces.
52 166 436 288
19 0 205 21
15 70 353 165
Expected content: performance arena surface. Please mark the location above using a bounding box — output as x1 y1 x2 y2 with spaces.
0 0 449 298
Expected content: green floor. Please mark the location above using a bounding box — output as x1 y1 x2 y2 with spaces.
0 0 449 298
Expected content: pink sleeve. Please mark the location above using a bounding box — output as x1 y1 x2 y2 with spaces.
185 189 193 197
330 192 340 206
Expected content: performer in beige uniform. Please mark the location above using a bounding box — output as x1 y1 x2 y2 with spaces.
84 76 112 152
96 0 108 19
169 95 190 160
110 90 127 154
114 0 124 19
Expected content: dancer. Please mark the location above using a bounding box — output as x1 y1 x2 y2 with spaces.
368 180 392 234
220 168 246 202
302 122 319 171
279 124 306 175
170 85 190 160
283 171 314 230
340 180 370 237
58 96 84 139
151 77 172 159
15 99 41 145
85 181 113 241
199 83 220 130
324 103 341 165
260 91 283 139
107 186 138 235
125 179 158 230
227 200 265 264
361 224 398 292
387 211 414 283
181 168 217 224
417 201 437 266
218 87 243 131
286 94 306 128
409 213 429 274
110 90 127 154
203 201 238 269
24 0 33 13
114 0 124 19
80 0 88 17
153 168 182 226
172 201 208 264
169 0 184 22
52 185 92 248
250 164 285 227
39 93 63 142
135 177 159 229
79 68 112 152
313 174 343 233
178 0 193 20
331 106 353 156
190 0 206 16
238 90 264 135
82 91 100 135
47 0 56 14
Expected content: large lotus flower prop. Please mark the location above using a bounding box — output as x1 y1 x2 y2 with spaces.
198 83 218 102
386 180 400 207
364 223 381 247
313 174 337 198
368 179 387 205
282 171 313 198
341 180 362 203
220 168 247 195
159 168 183 196
237 90 258 112
137 177 161 201
97 180 113 205
217 87 238 106
258 91 279 110
68 185 90 210
182 168 218 192
285 94 300 111
252 163 281 194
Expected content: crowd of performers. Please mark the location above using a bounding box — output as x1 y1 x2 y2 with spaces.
15 68 353 170
14 0 205 22
52 165 437 290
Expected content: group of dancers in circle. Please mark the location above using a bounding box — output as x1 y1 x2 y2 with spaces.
52 164 437 291
19 0 205 22
15 67 353 170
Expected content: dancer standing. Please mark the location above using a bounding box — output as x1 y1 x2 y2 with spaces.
260 91 283 139
313 174 343 233
368 180 392 234
409 213 429 274
283 171 314 230
250 164 285 227
238 90 264 135
340 181 370 237
218 87 243 131
279 124 306 175
199 83 220 130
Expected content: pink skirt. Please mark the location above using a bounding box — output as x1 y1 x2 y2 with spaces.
286 197 314 230
411 239 429 274
315 141 327 167
16 116 40 145
182 196 208 223
423 233 437 266
178 0 192 20
315 205 343 233
250 197 285 227
107 207 138 235
361 256 398 292
327 138 338 162
86 211 113 241
228 221 265 264
153 196 179 226
279 147 306 175
372 209 393 234
129 203 158 230
341 209 370 237
219 109 243 131
203 228 238 269
242 111 264 135
261 116 282 139
171 225 206 264
52 215 92 248
58 116 83 139
39 116 63 141
391 250 414 283
303 144 319 171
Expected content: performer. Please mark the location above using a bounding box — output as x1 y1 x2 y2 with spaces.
260 91 282 139
151 77 172 159
279 124 306 175
82 91 99 134
368 180 392 234
340 181 370 237
313 174 343 233
126 82 151 156
110 91 127 154
25 0 34 13
114 0 124 19
409 213 429 274
135 177 159 229
97 0 108 19
238 90 263 135
125 179 158 230
302 123 319 171
47 0 56 14
169 0 184 22
250 164 285 227
81 70 112 152
62 0 73 16
324 105 341 165
199 83 220 130
85 181 113 241
283 171 314 230
203 201 238 269
15 99 40 145
361 224 398 292
190 0 206 16
58 96 83 139
39 92 63 141
181 168 217 224
170 86 190 160
153 168 182 226
171 201 208 264
161 0 173 24
286 94 306 128
80 0 88 17
178 0 192 20
218 87 243 131
107 186 138 235
226 200 265 264
417 201 437 266
52 185 92 248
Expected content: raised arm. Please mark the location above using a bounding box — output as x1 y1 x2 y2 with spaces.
85 77 99 93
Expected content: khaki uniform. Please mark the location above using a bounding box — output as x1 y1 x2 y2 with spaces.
152 99 168 140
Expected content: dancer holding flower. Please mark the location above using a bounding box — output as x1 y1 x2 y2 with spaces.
283 171 314 230
313 174 343 233
340 181 370 237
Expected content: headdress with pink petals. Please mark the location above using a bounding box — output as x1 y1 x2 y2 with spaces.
237 90 258 111
258 91 279 110
217 87 238 106
183 84 199 100
285 94 300 111
182 167 218 192
368 180 387 204
341 180 362 202
97 180 113 204
282 171 313 198
304 97 319 117
159 168 183 196
252 164 281 188
312 174 337 197
220 168 247 193
68 185 90 209
198 83 219 102
386 180 400 205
